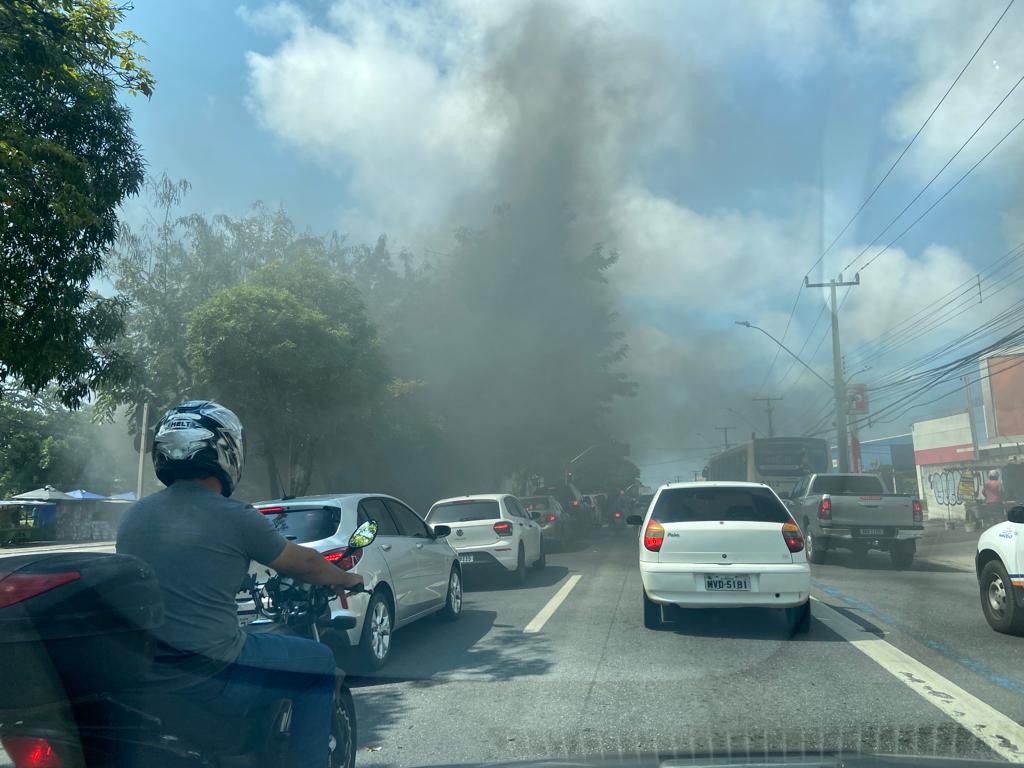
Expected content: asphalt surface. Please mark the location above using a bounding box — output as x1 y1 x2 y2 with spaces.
344 526 1023 768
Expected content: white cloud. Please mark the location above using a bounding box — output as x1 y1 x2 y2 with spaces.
849 0 1024 185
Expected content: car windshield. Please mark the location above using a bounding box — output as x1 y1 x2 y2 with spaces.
652 488 790 524
427 500 500 523
811 476 886 496
5 1 1020 765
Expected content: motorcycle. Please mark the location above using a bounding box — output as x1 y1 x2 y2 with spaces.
0 521 378 768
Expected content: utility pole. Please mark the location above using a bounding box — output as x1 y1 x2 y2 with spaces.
805 272 860 473
714 426 735 450
752 396 783 437
964 375 980 457
135 401 149 500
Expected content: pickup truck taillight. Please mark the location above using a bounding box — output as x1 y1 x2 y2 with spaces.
912 499 923 523
818 496 832 521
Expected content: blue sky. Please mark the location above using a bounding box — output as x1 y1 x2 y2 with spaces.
119 1 1024 484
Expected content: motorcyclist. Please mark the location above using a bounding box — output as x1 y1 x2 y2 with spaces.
116 400 363 768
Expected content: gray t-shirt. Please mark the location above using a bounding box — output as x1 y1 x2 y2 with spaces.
116 481 287 675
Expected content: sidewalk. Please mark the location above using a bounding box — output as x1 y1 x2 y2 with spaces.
0 540 114 558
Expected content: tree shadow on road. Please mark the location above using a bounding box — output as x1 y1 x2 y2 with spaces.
463 564 569 592
345 606 554 750
654 605 845 641
819 549 965 573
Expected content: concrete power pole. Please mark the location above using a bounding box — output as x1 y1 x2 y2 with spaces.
714 425 735 450
752 397 783 437
805 273 860 472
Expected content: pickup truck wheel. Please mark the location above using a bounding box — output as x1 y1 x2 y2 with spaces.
889 541 915 569
643 589 665 630
805 528 827 564
980 560 1024 635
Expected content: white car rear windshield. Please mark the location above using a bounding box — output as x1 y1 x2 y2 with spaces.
428 500 500 523
652 488 789 524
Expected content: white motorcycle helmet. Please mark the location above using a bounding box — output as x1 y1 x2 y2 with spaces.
151 400 245 497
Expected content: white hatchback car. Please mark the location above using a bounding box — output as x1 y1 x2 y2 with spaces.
250 493 462 670
628 482 811 634
426 495 545 584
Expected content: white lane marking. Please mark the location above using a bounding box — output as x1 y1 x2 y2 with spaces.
813 597 1024 762
524 574 582 634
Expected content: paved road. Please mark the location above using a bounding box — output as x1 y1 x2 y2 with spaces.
347 527 1024 767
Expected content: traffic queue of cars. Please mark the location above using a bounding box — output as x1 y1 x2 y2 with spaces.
246 486 610 670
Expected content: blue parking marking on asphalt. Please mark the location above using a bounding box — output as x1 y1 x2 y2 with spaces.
814 581 1024 697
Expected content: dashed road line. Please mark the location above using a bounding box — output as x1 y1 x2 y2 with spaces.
524 574 581 633
813 597 1024 762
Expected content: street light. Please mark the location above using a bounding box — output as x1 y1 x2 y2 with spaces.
734 321 832 389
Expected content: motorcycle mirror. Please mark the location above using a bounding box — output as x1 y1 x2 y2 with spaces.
347 520 378 550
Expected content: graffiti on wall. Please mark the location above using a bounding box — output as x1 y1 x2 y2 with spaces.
928 468 980 507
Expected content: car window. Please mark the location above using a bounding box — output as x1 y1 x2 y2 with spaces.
359 498 399 536
651 487 790 524
428 500 500 523
509 497 528 519
254 504 341 544
810 475 886 495
521 497 549 512
385 499 430 538
505 497 524 518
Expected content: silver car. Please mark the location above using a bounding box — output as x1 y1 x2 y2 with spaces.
249 493 462 670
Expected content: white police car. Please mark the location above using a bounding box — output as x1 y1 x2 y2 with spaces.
976 505 1024 634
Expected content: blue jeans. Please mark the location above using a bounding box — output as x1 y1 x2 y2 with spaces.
180 631 337 768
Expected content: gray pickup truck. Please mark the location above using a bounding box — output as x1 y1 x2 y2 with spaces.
783 473 924 568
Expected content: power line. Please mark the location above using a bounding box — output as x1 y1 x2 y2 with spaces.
842 69 1024 276
769 0 1015 389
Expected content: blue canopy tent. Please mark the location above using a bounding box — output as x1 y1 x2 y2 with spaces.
66 489 109 500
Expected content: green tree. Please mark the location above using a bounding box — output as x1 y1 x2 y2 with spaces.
186 260 388 497
1 0 154 405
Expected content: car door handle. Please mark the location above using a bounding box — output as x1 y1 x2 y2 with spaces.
381 543 392 552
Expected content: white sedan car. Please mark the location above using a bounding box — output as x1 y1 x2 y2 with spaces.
628 482 811 634
250 493 462 670
976 505 1024 634
426 494 545 584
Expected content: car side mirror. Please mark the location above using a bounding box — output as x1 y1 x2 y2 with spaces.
432 524 452 538
1007 506 1024 524
348 520 378 550
626 514 643 526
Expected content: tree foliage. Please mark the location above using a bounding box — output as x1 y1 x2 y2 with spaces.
186 259 389 497
0 0 154 405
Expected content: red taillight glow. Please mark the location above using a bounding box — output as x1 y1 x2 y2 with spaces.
493 520 513 536
571 500 579 508
545 513 557 523
0 571 80 609
818 497 832 521
1 737 62 768
324 549 363 570
643 520 665 552
912 499 923 523
258 506 285 515
782 518 804 553
613 511 622 519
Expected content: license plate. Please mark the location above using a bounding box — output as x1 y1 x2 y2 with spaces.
705 575 751 591
860 528 884 536
458 554 474 564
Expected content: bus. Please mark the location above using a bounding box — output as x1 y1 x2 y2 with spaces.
704 437 830 495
